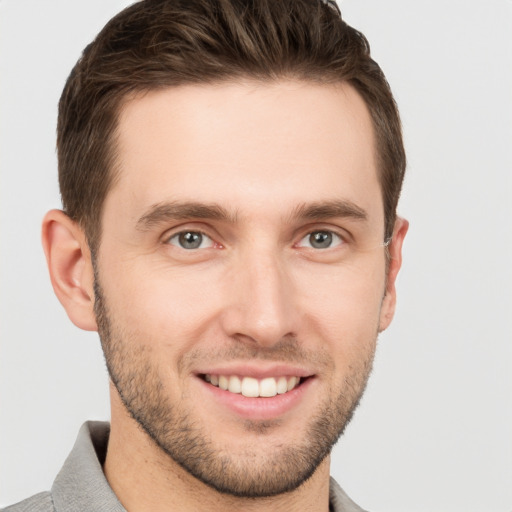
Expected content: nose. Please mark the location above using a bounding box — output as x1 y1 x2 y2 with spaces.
221 249 299 348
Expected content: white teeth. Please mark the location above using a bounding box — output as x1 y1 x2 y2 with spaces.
204 374 302 397
218 375 229 390
228 375 242 394
241 377 259 397
259 377 277 397
276 376 288 394
287 376 298 391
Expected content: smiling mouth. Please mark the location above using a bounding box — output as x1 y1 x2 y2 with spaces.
201 374 305 398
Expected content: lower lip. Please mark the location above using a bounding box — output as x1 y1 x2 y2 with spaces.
198 376 315 421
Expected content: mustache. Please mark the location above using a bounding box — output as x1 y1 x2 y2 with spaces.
179 335 332 372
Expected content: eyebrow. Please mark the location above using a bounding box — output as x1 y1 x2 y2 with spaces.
136 201 238 231
136 198 368 232
290 200 368 222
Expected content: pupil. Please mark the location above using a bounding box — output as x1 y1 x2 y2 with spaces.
179 232 202 249
310 231 332 249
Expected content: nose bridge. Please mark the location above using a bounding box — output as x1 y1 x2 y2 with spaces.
224 244 297 346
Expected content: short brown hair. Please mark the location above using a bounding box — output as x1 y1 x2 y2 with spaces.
58 0 405 252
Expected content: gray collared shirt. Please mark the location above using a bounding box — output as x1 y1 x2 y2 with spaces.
2 421 367 512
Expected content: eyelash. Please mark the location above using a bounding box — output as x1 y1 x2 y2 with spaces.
164 227 348 251
295 230 345 250
166 230 217 250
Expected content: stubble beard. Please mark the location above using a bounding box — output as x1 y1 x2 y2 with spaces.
93 276 377 498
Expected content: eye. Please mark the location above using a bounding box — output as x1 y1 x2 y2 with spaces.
297 230 344 249
167 231 215 250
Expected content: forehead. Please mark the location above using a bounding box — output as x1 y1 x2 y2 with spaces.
107 80 381 226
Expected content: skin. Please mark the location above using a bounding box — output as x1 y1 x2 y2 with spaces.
42 80 408 512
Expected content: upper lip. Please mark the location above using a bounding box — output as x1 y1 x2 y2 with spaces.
194 363 314 379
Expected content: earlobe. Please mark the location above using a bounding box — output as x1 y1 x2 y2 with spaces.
379 217 409 332
41 209 98 331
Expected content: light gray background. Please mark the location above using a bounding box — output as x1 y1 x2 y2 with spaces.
1 1 511 510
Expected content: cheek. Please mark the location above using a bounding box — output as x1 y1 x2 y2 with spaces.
98 246 386 358
295 262 385 355
297 256 386 315
99 258 225 344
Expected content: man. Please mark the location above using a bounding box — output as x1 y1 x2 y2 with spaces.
3 0 407 510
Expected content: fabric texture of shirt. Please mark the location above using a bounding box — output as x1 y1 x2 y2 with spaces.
2 421 368 512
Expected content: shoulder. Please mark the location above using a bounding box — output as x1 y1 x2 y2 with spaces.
330 477 369 512
1 492 54 512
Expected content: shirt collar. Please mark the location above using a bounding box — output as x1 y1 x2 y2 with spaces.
51 421 364 512
51 421 125 512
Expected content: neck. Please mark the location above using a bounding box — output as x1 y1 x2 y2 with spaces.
104 390 331 512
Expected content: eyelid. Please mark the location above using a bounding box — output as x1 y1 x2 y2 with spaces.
167 231 215 249
295 230 345 249
293 224 352 247
161 223 222 248
160 222 352 249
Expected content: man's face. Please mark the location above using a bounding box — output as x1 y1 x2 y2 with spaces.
94 81 399 497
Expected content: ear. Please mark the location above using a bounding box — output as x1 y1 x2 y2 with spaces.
379 217 409 332
41 209 98 331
